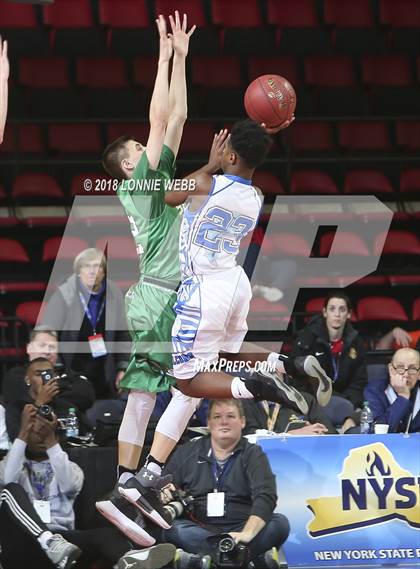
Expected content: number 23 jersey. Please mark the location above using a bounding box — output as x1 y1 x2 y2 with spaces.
179 173 262 278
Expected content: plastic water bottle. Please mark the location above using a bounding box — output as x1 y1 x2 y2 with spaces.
360 401 374 434
66 408 79 438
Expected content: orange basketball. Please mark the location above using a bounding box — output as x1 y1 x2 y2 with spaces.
244 74 296 129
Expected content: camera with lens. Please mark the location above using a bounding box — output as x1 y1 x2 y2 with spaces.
37 404 54 421
162 488 195 523
207 534 250 569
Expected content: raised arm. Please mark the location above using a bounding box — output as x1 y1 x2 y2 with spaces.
0 38 9 144
164 11 196 158
145 15 172 170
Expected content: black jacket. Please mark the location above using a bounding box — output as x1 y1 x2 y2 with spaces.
291 315 367 408
163 435 277 531
242 392 337 435
3 364 95 441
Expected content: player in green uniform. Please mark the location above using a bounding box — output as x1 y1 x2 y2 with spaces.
96 12 200 542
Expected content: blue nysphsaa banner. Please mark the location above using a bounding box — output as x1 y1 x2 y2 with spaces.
259 434 420 567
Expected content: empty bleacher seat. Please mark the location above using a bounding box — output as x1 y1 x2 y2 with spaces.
252 171 285 196
412 298 420 321
19 57 70 88
0 125 45 154
0 2 48 55
339 122 391 151
179 123 217 154
247 56 300 88
106 123 149 144
48 124 102 153
374 230 420 256
99 0 154 54
319 231 370 256
400 169 420 193
396 121 420 151
289 121 334 152
357 297 409 322
15 301 45 327
344 170 394 195
12 173 65 202
380 0 420 51
290 171 339 194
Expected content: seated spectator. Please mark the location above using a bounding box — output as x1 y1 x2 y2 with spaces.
42 248 130 400
162 399 290 569
0 401 10 453
376 327 420 351
364 348 420 433
242 391 336 436
290 292 367 427
0 404 176 569
5 343 95 441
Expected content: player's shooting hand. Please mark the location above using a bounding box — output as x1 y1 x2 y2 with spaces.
156 14 173 63
169 11 196 57
261 114 295 134
207 129 229 172
0 37 9 80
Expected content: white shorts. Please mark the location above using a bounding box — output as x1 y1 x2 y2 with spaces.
171 266 251 380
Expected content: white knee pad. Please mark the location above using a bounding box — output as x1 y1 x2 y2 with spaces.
118 390 156 446
155 387 201 441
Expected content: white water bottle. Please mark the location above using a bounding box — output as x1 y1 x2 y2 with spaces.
360 401 373 434
66 408 79 438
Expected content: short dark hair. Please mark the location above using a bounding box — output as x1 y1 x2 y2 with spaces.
323 292 352 312
229 120 272 169
102 135 132 180
27 357 51 370
208 399 245 418
29 326 58 343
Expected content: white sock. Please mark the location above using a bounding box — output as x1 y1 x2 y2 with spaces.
118 472 134 484
268 352 286 373
147 462 162 476
38 530 54 549
230 376 254 399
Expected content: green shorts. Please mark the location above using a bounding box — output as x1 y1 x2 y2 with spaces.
119 280 177 393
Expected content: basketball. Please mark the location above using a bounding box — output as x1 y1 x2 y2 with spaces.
244 74 296 129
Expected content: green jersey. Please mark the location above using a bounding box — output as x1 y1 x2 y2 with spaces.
118 144 181 282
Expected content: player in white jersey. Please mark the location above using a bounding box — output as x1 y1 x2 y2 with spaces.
168 120 332 408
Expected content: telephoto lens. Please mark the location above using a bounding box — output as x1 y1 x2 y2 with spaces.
37 405 54 421
162 501 184 523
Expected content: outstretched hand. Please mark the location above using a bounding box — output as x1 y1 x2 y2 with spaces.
156 14 173 63
169 10 196 57
261 114 295 134
207 128 229 172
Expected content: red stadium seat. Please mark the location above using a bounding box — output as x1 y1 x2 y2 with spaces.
12 173 64 202
289 122 334 152
412 298 420 321
106 123 149 144
374 231 420 256
344 171 394 195
0 3 37 27
43 0 94 27
324 0 374 26
396 121 420 151
211 0 262 26
400 169 420 193
304 56 356 86
0 238 29 263
76 57 129 88
267 0 318 26
154 1 207 27
42 237 89 263
357 297 409 322
133 57 160 88
99 0 149 28
272 233 312 256
49 124 102 153
19 57 70 88
0 3 47 55
192 56 242 87
247 56 300 87
319 231 370 256
252 171 285 195
290 171 339 194
379 0 420 26
362 56 412 86
15 301 45 327
339 122 391 151
305 297 325 313
0 124 45 154
180 123 217 153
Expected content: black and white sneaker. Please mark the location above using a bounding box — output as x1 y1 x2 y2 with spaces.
280 355 332 407
245 370 309 415
118 467 172 529
96 493 155 547
44 534 81 569
116 544 177 569
174 548 212 569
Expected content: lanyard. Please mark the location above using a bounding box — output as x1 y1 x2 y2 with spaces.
261 401 280 431
331 355 340 382
78 292 105 334
211 453 236 492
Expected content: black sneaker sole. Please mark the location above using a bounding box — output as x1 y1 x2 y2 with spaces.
117 544 176 569
303 356 332 407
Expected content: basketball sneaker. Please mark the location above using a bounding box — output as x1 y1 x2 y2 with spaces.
174 548 212 569
116 544 176 569
96 492 155 547
118 466 172 529
279 354 332 407
244 370 309 415
43 534 81 569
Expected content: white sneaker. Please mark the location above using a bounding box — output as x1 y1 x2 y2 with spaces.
116 544 176 569
253 285 284 302
44 534 81 569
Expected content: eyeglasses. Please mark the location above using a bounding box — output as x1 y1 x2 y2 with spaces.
391 364 420 376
